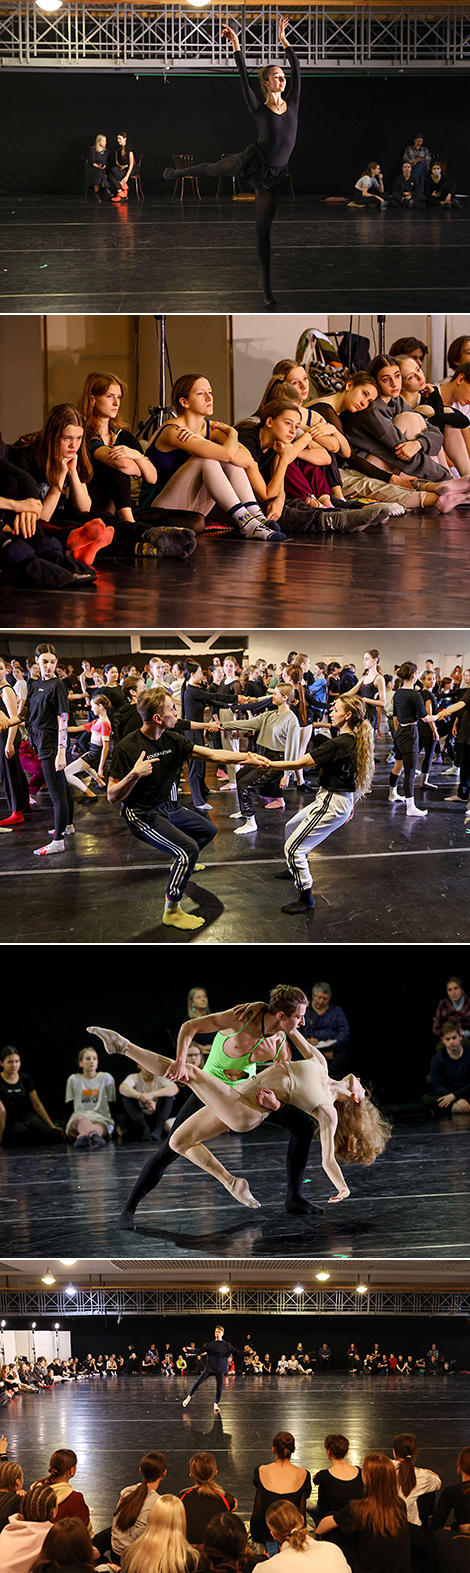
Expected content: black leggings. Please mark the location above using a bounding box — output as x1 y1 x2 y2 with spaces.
122 1089 314 1215
418 723 436 777
121 1093 175 1142
0 734 30 815
2 1114 63 1147
179 154 279 296
236 761 284 817
189 1365 224 1403
392 725 419 797
41 756 75 839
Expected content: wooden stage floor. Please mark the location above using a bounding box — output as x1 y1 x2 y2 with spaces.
2 1119 470 1258
3 504 470 629
4 1372 466 1531
0 196 469 312
0 748 468 946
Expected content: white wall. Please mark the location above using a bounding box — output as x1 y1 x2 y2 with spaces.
247 629 470 675
232 314 328 421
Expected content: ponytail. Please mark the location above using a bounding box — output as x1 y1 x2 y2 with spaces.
265 1502 308 1549
393 1435 418 1498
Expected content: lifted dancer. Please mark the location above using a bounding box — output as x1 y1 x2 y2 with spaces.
182 1326 243 1415
107 685 262 931
88 985 327 1227
164 16 300 309
88 1005 391 1210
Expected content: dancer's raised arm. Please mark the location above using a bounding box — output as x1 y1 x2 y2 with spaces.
169 1006 260 1081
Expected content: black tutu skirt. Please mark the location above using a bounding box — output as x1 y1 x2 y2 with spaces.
234 143 286 191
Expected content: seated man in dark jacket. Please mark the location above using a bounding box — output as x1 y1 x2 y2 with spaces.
426 1021 470 1113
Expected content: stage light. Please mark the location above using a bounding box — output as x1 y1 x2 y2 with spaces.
65 1284 77 1297
59 1259 77 1265
219 1284 230 1295
31 1322 36 1329
356 1283 368 1295
293 1284 303 1295
41 1270 56 1284
54 1323 60 1330
0 1321 6 1329
35 0 64 11
316 1270 330 1282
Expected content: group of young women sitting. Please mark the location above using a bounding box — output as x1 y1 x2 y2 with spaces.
1 1430 469 1573
84 133 134 202
3 335 469 590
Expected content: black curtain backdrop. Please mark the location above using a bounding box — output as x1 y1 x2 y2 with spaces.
6 1312 470 1368
1 948 465 1111
0 70 466 196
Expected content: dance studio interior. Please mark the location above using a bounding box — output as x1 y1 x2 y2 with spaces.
1 0 470 1562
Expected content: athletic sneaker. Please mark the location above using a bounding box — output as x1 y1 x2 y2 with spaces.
237 519 286 542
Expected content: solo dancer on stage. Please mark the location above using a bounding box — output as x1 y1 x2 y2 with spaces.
182 1326 243 1415
88 1011 391 1208
164 16 300 309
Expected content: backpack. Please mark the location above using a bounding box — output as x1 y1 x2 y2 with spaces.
295 329 349 397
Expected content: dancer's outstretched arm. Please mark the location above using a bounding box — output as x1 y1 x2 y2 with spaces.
168 1006 264 1081
315 1105 350 1202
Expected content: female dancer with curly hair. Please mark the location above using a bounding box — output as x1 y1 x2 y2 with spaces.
163 17 300 309
263 693 376 912
87 1019 391 1209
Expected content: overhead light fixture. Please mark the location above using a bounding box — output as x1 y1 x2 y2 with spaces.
356 1282 368 1295
316 1270 330 1282
293 1284 303 1295
41 1270 56 1285
219 1284 230 1295
0 1320 6 1329
36 0 64 11
59 1259 77 1266
65 1283 77 1297
31 1322 37 1330
54 1323 60 1330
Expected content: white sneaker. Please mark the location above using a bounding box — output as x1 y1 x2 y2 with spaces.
214 1403 221 1415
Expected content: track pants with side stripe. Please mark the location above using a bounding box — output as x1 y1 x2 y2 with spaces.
284 788 354 890
123 803 217 901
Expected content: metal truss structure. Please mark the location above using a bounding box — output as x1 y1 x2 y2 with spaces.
1 1285 470 1316
1 4 469 72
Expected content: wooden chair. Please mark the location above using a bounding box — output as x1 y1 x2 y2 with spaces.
127 154 144 201
215 155 241 198
170 154 201 202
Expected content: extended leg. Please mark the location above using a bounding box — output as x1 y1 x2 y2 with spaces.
255 188 278 306
168 1103 261 1208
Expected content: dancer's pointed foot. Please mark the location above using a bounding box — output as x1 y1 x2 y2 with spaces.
228 1176 261 1209
164 166 178 181
87 1026 130 1056
118 1208 137 1230
182 1395 191 1408
214 1403 221 1415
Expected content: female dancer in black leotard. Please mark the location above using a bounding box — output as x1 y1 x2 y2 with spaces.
164 16 300 309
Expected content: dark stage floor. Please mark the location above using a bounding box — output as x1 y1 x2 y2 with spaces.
0 748 468 945
3 505 470 630
4 1371 466 1529
0 196 469 311
2 1119 470 1258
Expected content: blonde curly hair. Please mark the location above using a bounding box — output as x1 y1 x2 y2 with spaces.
335 695 375 801
334 1092 392 1166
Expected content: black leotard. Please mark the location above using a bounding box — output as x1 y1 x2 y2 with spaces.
393 688 427 726
234 47 301 187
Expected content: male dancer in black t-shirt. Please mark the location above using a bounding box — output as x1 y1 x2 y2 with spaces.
108 685 261 931
182 1325 243 1414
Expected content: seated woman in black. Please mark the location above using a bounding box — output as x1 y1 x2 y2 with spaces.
389 160 424 208
343 355 470 512
313 1434 363 1525
0 1044 62 1147
9 404 115 568
429 1447 470 1534
180 1453 236 1546
317 1451 410 1572
251 1430 311 1553
237 394 388 536
0 442 96 589
84 134 112 201
80 371 201 557
425 162 457 206
109 133 135 202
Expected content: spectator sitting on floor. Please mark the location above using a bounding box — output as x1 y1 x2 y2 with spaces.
111 1452 168 1561
424 163 457 206
426 1021 470 1113
390 161 424 208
